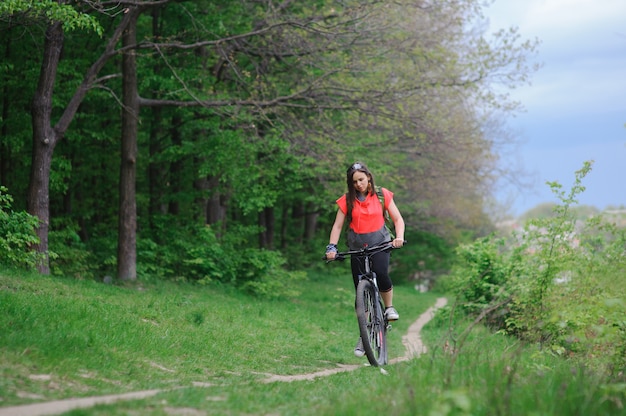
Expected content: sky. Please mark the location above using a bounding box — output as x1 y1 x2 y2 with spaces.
483 0 626 216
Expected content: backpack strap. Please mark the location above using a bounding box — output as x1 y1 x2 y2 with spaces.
375 186 395 239
374 186 388 220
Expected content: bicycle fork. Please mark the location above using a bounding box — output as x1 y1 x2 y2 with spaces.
358 274 392 333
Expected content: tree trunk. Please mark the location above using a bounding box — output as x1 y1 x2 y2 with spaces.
259 207 275 249
280 205 289 249
148 106 167 218
27 21 64 274
117 9 139 281
258 210 266 248
1 28 13 187
193 174 209 222
304 202 318 241
206 175 226 225
262 207 276 250
168 113 183 215
292 202 304 244
148 6 168 220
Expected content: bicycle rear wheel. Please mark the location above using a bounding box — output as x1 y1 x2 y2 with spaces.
355 279 387 366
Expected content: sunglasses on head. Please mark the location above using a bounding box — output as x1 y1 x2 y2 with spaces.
347 163 363 173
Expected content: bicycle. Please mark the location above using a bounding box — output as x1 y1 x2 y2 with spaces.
325 242 398 366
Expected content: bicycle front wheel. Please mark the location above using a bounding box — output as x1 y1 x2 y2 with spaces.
355 279 387 366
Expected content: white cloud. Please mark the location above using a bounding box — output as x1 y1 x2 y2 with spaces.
486 0 626 214
516 57 626 117
489 0 626 35
522 0 626 32
486 0 626 117
487 0 626 52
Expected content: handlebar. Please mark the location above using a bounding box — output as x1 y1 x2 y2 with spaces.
323 241 406 262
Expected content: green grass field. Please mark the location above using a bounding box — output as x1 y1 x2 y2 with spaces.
1 265 624 415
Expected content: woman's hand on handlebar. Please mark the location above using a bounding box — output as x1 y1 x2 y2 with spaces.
391 238 405 248
324 243 338 260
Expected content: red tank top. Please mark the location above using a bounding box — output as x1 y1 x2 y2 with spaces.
336 188 393 234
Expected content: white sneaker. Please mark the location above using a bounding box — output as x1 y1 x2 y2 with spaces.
385 306 399 321
354 337 365 357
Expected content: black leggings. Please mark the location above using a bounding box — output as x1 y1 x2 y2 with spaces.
350 250 393 293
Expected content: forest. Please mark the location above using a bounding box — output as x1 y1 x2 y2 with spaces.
3 2 626 412
0 0 537 285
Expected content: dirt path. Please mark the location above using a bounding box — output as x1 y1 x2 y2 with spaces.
0 297 447 416
262 296 448 382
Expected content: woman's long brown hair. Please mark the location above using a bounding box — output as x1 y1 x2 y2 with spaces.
345 162 376 223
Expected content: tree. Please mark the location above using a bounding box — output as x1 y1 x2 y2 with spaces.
1 0 126 273
118 6 142 280
1 0 538 280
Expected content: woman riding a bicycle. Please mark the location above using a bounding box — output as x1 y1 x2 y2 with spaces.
324 162 405 357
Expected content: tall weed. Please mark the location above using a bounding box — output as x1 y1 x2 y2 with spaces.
444 161 626 378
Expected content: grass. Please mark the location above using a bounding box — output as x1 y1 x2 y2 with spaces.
1 265 624 415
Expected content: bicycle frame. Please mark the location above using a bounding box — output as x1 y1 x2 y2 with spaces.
326 242 394 366
329 242 394 287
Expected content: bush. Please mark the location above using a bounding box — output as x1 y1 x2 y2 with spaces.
447 235 515 327
392 229 455 286
138 216 303 298
0 186 41 269
49 218 99 279
445 162 626 379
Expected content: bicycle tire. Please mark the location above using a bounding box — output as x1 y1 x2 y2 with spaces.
355 279 388 366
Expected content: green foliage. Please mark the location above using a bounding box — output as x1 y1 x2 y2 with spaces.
392 230 456 285
508 162 594 344
448 235 514 319
0 186 40 269
48 218 98 279
138 217 304 298
237 248 305 298
1 0 539 293
444 161 626 378
0 0 103 35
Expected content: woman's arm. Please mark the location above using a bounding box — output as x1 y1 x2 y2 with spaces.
387 199 405 247
326 209 346 259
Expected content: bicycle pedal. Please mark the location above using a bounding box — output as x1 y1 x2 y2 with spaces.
386 324 392 331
